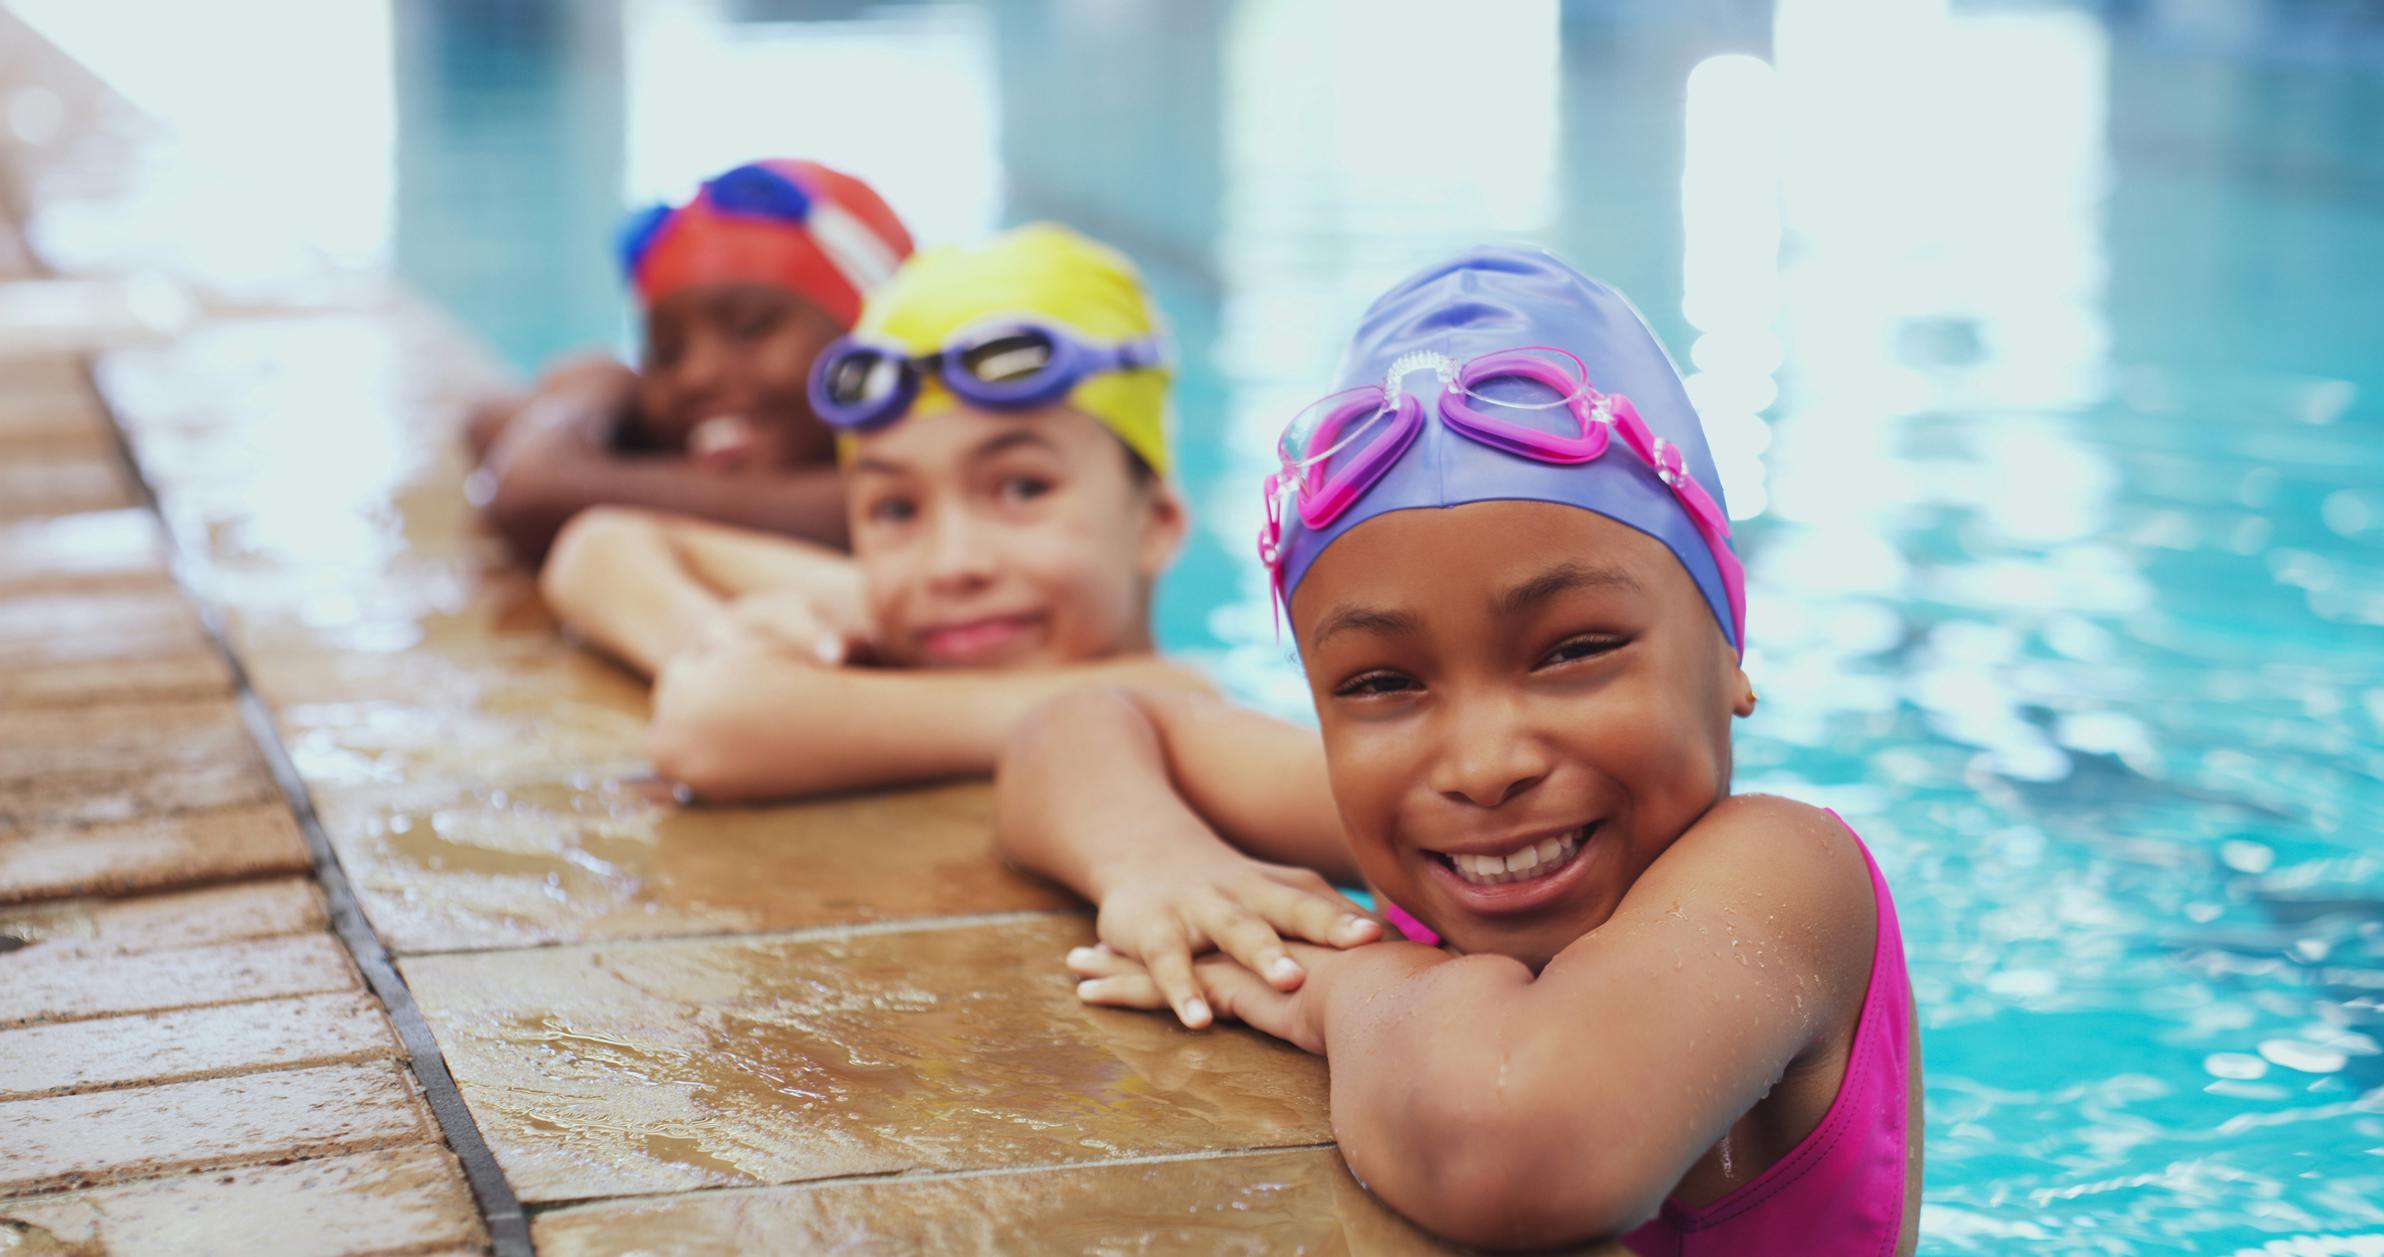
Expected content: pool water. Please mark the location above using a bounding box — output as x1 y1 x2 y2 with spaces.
375 2 2384 1251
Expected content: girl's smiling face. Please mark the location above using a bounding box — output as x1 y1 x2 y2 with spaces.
1290 499 1754 970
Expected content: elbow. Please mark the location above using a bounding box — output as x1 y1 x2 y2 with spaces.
1352 1063 1661 1249
644 668 746 800
539 506 641 615
482 466 568 563
643 709 750 802
993 688 1134 847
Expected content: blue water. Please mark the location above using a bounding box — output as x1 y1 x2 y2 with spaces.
386 3 2384 1251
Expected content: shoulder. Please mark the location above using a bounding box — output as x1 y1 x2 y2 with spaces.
1637 794 1878 987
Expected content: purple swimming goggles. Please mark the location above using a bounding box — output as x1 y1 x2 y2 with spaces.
808 319 1168 431
1258 345 1747 649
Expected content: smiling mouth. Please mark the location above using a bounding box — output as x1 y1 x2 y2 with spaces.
915 613 1046 664
1431 825 1593 887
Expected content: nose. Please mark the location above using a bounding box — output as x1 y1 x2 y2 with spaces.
1429 691 1553 809
922 502 996 593
669 331 736 403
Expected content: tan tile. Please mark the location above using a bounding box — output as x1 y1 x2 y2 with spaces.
0 410 112 455
0 649 234 708
211 557 554 657
0 399 107 446
403 915 1329 1202
94 307 506 443
0 803 309 903
0 1144 487 1257
530 1147 1497 1257
0 699 278 832
0 991 399 1098
252 640 648 790
315 779 1073 953
0 878 322 958
0 510 167 596
0 450 135 519
0 587 211 666
93 311 508 573
0 933 357 1028
0 1061 437 1196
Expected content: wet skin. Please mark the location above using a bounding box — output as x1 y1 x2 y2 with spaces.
635 282 841 471
1290 499 1751 971
845 403 1183 670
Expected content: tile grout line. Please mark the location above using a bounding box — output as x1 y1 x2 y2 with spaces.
82 360 533 1257
396 906 1086 960
530 1140 1346 1217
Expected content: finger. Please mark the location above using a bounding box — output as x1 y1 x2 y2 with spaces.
1199 904 1305 991
1065 944 1141 979
1251 880 1381 949
1075 974 1166 1010
1192 953 1280 1027
1266 866 1341 898
1144 947 1211 1029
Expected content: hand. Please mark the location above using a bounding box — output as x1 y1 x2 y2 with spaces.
1076 857 1382 1030
1070 941 1349 1054
696 589 873 667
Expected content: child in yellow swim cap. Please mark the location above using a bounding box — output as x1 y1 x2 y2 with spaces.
541 224 1207 801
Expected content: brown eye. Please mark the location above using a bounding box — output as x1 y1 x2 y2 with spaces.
998 474 1054 503
1333 670 1419 698
1536 635 1622 669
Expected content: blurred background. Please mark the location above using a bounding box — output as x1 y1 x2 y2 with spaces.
8 1 2380 1250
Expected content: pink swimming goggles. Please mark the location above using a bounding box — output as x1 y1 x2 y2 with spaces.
1257 346 1746 650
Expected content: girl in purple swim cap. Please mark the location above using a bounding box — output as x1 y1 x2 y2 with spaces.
998 248 1920 1254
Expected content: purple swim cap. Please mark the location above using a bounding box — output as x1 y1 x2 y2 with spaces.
1273 246 1743 652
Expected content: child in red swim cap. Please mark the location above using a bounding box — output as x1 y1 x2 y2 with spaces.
466 159 912 560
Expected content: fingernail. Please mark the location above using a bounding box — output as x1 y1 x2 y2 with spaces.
1184 998 1211 1026
1076 979 1102 998
813 638 842 664
1268 956 1303 984
1066 947 1097 965
1338 914 1377 939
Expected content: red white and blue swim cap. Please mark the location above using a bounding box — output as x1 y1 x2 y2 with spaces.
1272 246 1745 653
617 159 913 329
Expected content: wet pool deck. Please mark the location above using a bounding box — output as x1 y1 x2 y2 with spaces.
0 15 1625 1256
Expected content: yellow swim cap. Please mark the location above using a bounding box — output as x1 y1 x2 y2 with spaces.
844 223 1172 477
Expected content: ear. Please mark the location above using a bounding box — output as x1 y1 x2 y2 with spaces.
1729 661 1757 718
1136 478 1190 580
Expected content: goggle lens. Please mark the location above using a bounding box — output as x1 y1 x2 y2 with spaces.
824 349 908 409
1453 347 1590 439
956 329 1058 386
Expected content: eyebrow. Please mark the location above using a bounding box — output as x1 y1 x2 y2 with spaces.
848 456 908 478
1498 561 1643 618
967 429 1061 462
1309 604 1425 651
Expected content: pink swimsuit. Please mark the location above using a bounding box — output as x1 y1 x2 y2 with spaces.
1622 812 1914 1256
1379 811 1913 1254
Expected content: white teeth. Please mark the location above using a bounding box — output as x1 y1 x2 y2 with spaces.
1444 828 1587 887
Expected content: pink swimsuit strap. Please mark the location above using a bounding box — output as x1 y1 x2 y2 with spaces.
1622 809 1914 1256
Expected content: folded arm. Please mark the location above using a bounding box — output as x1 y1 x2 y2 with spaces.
1285 796 1874 1249
475 359 850 560
541 509 861 678
998 687 1357 891
646 650 1214 803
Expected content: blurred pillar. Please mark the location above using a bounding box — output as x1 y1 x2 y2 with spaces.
392 0 628 374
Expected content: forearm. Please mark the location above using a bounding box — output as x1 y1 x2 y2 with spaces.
996 688 1248 900
652 656 1208 803
487 456 850 561
540 509 725 677
1313 952 1657 1248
